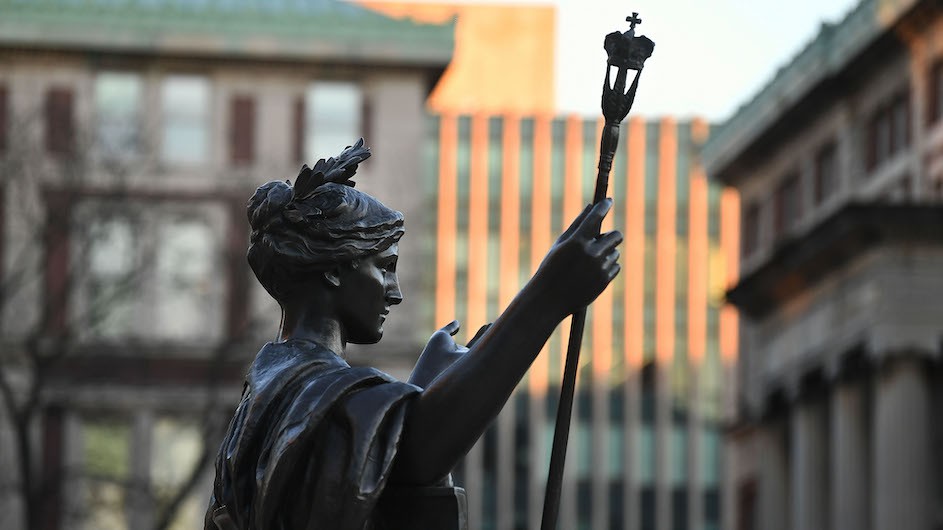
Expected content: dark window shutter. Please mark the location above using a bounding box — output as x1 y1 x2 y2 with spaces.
360 94 372 144
742 203 759 257
929 60 942 126
229 95 256 165
0 85 7 152
293 96 305 163
865 113 878 172
45 87 74 155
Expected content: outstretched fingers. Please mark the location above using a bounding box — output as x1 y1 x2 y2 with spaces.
590 230 623 255
440 320 461 337
606 263 622 281
577 198 614 238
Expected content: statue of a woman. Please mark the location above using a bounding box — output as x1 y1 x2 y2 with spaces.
205 140 622 530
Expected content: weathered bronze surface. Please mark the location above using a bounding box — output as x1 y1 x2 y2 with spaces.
204 136 623 529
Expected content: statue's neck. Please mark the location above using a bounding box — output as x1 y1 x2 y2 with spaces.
278 303 346 357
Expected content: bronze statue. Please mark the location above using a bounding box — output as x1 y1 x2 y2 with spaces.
204 139 622 530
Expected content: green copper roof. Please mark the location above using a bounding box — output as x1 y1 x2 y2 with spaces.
0 0 454 67
703 0 919 182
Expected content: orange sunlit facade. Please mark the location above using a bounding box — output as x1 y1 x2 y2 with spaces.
358 1 556 115
429 114 737 530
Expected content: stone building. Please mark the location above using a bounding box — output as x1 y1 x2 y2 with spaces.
703 0 943 529
0 1 743 529
0 1 452 528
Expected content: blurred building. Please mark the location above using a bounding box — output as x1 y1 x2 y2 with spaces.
358 1 556 115
0 1 451 528
704 0 943 529
429 113 739 530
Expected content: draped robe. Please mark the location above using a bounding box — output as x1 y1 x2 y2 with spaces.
205 339 421 530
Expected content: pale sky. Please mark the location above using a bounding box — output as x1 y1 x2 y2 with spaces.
531 0 860 121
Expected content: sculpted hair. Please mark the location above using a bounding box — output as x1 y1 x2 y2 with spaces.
246 141 404 301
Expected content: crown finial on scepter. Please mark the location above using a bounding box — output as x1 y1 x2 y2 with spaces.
626 12 641 36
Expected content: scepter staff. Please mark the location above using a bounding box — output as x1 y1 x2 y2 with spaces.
540 13 654 530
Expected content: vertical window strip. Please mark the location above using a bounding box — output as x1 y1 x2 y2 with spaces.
656 117 677 367
435 114 457 329
529 115 552 395
548 117 568 384
461 112 485 528
687 124 709 369
0 85 7 153
499 115 521 312
719 189 740 366
467 113 489 340
655 118 679 530
491 115 516 530
487 117 504 322
293 96 305 163
527 115 552 528
624 117 646 374
454 116 472 331
687 119 712 530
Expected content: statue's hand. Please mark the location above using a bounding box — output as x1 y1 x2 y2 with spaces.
534 199 622 317
407 320 491 388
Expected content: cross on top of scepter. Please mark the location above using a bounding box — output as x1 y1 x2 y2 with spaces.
626 12 642 30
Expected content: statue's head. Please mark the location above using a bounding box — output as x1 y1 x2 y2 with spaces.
246 140 404 343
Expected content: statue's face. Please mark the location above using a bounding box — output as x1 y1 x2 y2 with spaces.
336 243 402 344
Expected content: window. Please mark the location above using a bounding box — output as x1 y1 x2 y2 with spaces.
229 94 255 165
302 81 362 162
773 173 800 240
74 201 225 343
154 217 217 340
161 76 209 164
742 202 759 257
45 86 75 155
151 419 204 530
866 92 910 171
83 216 137 338
81 417 131 530
0 84 7 153
814 142 838 205
95 72 142 157
928 59 943 126
79 415 205 530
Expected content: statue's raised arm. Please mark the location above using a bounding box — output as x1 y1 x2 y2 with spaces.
204 140 621 530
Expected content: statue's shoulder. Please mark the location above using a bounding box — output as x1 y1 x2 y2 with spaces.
246 340 347 392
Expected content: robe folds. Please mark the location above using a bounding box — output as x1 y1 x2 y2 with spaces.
205 339 421 530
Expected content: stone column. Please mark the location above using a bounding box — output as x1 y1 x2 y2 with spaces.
758 419 789 530
873 357 931 530
790 397 828 530
830 379 869 530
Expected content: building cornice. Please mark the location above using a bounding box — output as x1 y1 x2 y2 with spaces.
0 0 455 69
727 203 943 318
703 0 923 185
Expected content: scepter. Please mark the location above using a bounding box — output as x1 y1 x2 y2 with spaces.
540 13 654 530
